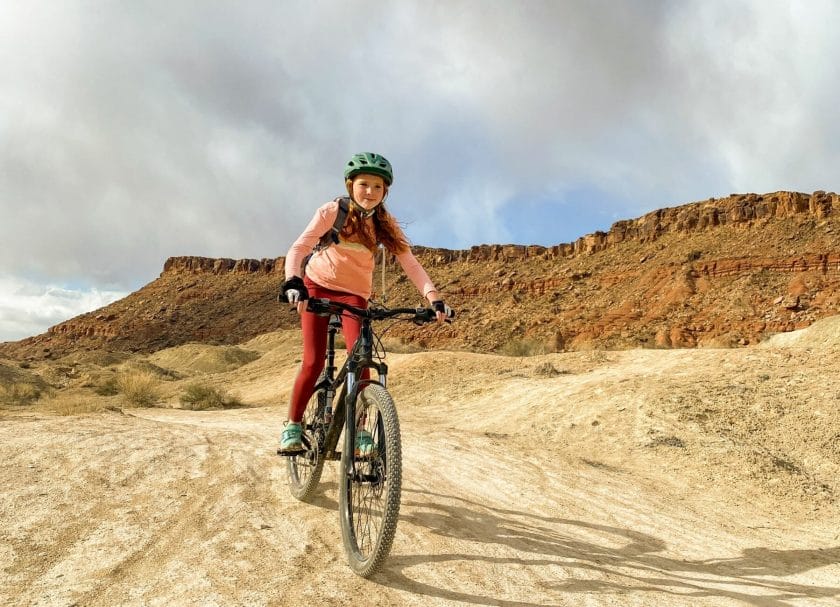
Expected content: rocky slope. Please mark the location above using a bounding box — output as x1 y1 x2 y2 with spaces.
2 191 840 360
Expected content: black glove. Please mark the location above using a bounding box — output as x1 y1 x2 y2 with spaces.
279 276 309 304
432 300 454 319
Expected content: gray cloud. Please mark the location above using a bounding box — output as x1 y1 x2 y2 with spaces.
0 274 126 341
1 0 839 340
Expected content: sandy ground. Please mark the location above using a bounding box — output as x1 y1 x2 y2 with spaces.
1 319 839 606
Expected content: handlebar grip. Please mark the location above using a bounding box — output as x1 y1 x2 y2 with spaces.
305 298 329 315
415 307 436 324
415 307 454 324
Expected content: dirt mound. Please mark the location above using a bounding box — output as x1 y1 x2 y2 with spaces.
0 361 42 387
148 344 261 376
0 361 50 407
761 314 840 348
2 335 838 605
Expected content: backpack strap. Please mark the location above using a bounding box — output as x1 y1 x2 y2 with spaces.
325 197 350 245
302 197 352 275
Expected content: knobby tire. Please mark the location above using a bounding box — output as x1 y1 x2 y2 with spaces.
287 376 328 501
339 384 402 578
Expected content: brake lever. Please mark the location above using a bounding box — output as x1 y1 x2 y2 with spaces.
433 306 455 324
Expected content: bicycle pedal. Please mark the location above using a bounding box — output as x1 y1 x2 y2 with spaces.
276 446 307 457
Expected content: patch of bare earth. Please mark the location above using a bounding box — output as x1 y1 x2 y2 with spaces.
1 318 839 606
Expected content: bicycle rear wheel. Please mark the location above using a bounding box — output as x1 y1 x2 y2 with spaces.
339 384 402 577
287 378 328 501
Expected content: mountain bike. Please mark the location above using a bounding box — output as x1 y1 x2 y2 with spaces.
284 297 450 577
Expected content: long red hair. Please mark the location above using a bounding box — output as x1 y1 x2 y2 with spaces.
341 179 409 254
340 203 409 255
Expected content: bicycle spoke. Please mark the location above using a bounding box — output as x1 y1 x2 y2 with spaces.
286 381 328 501
351 449 386 554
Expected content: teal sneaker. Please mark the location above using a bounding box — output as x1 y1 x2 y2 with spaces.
355 429 378 459
278 422 304 455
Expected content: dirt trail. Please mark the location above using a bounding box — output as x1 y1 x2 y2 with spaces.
2 320 840 606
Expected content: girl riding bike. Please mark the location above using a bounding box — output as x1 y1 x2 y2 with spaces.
278 152 452 455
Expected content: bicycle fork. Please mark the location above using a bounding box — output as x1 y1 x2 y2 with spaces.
343 363 360 464
343 358 388 465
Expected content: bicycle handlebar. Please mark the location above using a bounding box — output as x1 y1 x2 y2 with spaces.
305 298 454 324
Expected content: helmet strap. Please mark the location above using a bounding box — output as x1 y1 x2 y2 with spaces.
346 180 388 218
350 200 379 218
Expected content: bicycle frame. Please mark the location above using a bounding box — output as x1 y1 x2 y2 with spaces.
317 312 389 462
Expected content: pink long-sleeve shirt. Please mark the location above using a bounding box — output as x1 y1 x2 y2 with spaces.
284 199 437 301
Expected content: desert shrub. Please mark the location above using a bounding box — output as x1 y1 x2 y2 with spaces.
0 382 42 405
95 376 120 396
117 371 160 407
50 396 108 416
179 383 242 410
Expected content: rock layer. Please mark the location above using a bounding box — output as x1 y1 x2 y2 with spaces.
2 190 839 359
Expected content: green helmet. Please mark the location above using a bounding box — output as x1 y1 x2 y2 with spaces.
344 152 393 185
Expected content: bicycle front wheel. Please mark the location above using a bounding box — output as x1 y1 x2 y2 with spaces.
339 384 402 577
287 379 328 501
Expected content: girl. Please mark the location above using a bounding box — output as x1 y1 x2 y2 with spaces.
278 152 451 455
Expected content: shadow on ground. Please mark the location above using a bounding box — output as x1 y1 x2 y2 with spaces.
377 488 840 607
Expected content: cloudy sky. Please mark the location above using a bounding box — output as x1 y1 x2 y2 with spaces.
2 1 839 341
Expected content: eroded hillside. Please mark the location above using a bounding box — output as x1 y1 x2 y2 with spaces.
2 190 840 360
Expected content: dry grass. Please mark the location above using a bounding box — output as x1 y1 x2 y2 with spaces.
0 382 42 406
94 376 120 396
117 371 160 407
49 395 110 416
179 383 242 410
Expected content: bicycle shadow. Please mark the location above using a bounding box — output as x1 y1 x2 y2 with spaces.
375 488 839 607
302 480 339 510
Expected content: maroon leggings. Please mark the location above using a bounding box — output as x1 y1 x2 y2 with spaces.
287 278 370 422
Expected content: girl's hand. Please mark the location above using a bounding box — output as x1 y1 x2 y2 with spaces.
432 300 453 323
